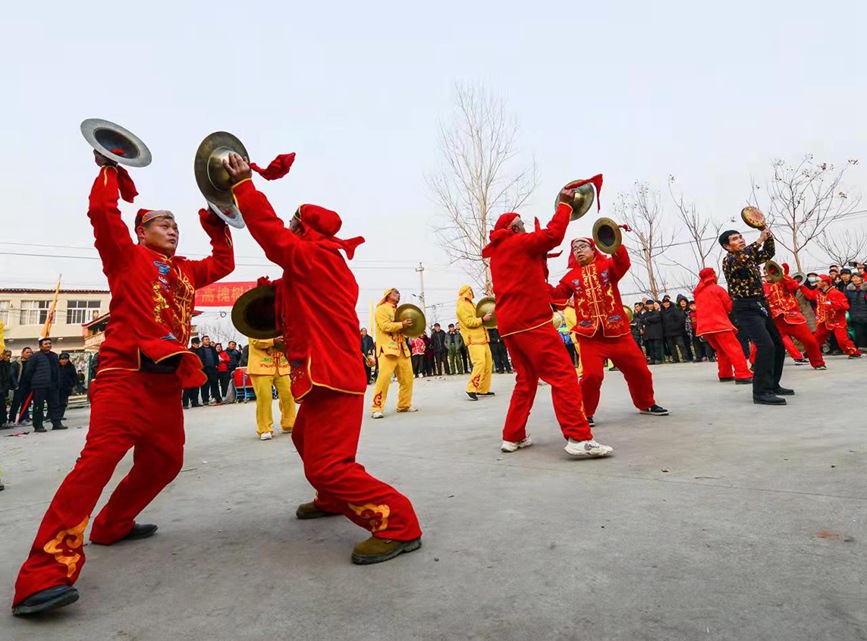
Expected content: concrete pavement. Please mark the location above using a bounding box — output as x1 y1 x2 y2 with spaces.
1 357 865 641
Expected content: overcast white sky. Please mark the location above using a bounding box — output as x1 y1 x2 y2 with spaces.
2 0 865 325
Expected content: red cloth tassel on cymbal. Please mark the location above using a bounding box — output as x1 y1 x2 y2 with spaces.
251 153 296 180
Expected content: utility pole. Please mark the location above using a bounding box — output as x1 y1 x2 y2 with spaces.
415 262 426 320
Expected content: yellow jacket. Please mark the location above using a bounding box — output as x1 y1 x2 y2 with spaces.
563 306 580 346
375 289 410 358
247 338 290 376
456 285 488 345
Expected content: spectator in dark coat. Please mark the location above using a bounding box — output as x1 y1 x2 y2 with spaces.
661 299 689 363
360 328 375 383
183 338 203 409
846 273 867 348
57 352 79 420
676 296 696 361
198 335 222 404
429 324 449 376
488 327 512 373
225 341 242 373
640 300 664 364
630 303 644 351
0 350 12 427
24 338 65 431
9 347 33 425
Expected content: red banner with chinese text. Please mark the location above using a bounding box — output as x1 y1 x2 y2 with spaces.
195 281 257 307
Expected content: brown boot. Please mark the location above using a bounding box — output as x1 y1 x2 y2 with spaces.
351 536 422 565
295 501 340 520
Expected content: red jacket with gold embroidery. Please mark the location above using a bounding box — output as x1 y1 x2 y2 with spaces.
89 167 234 387
550 244 631 339
800 285 849 329
764 277 805 325
231 179 367 401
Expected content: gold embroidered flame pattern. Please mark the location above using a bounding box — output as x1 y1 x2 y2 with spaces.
43 517 89 578
349 502 391 533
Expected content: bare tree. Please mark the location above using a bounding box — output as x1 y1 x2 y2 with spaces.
750 156 861 272
426 82 538 295
668 176 722 276
614 182 676 300
195 316 243 346
814 226 867 268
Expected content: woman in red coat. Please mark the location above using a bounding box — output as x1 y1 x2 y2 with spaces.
692 268 753 382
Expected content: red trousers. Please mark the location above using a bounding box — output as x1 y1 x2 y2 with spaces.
705 331 752 381
502 325 592 443
576 334 655 417
14 370 185 606
748 320 827 367
295 387 421 542
815 322 858 356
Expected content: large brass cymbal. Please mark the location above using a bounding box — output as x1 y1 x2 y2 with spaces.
195 131 249 209
395 303 426 338
231 285 280 339
475 296 497 329
552 310 566 328
741 206 767 230
593 217 623 254
555 181 596 221
764 260 784 283
623 305 634 323
81 118 152 168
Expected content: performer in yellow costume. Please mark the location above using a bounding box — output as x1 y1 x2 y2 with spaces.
562 301 583 377
455 286 494 401
247 337 296 440
371 288 417 418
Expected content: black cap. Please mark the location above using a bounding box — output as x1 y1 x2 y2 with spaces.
60 352 70 359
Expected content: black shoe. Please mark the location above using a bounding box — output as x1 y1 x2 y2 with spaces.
735 378 754 385
33 426 47 433
773 386 795 396
718 377 735 382
465 392 478 401
640 404 669 416
51 423 68 430
478 392 496 396
815 365 827 370
93 523 158 545
608 366 619 372
12 585 80 616
794 358 808 364
849 353 862 359
753 394 786 405
587 416 596 427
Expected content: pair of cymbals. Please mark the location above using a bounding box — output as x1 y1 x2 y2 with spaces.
395 304 426 338
475 297 497 329
80 119 248 229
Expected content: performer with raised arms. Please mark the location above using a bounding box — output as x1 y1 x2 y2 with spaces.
13 147 235 616
482 181 612 458
550 236 668 426
223 152 422 565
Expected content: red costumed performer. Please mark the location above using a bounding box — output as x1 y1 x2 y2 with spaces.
550 237 668 425
224 153 422 564
13 153 235 616
761 265 826 369
692 268 753 383
801 275 861 358
482 180 612 458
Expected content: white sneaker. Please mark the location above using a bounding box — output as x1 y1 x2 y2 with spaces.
500 437 533 453
259 432 273 441
564 438 612 458
371 411 384 419
396 406 418 413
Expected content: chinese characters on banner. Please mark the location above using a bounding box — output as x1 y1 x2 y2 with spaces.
194 281 257 307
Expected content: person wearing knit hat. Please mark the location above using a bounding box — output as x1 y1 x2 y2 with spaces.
693 268 754 383
719 227 792 405
223 152 422 565
370 287 418 417
455 286 494 400
761 264 826 369
482 179 612 458
800 275 861 358
13 150 236 616
550 237 668 426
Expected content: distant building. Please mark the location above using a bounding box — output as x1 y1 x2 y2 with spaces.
0 288 111 353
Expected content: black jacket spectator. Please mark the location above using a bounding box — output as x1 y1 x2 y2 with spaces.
661 305 686 337
25 350 60 389
845 283 867 324
640 309 663 340
430 328 447 353
59 362 78 396
0 360 11 392
199 345 218 369
225 348 242 373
